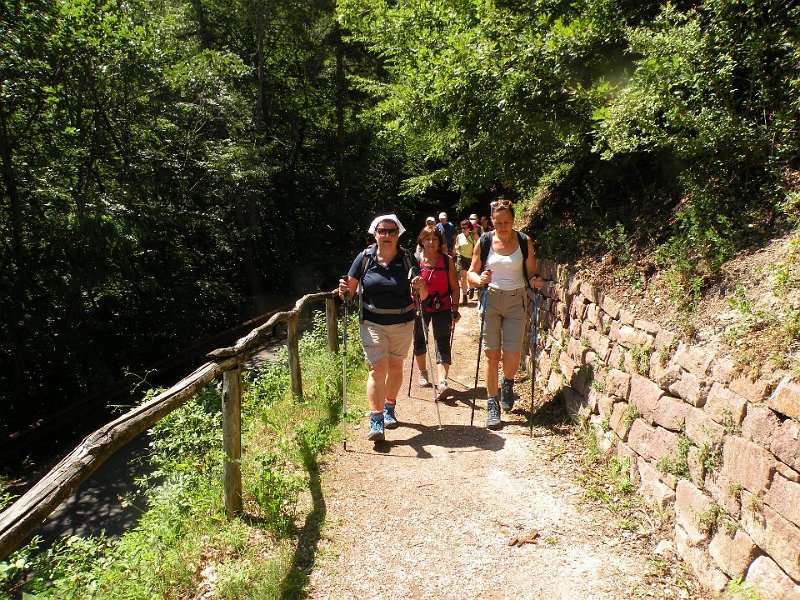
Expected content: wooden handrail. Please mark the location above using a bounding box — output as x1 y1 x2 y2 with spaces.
208 291 335 359
0 289 341 561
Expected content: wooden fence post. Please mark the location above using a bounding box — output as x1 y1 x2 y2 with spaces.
325 297 339 353
287 312 303 399
222 367 242 518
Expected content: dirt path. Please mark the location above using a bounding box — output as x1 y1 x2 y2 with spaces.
307 301 710 599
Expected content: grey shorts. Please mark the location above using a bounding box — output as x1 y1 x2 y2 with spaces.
359 320 414 365
482 287 527 353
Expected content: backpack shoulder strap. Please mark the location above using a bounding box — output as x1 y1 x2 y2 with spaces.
479 231 494 272
400 247 414 277
357 244 376 323
517 231 530 280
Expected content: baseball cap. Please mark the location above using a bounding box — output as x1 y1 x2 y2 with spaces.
439 212 447 219
426 216 435 223
469 213 478 220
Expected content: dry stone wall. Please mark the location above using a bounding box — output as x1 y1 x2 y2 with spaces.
534 259 800 599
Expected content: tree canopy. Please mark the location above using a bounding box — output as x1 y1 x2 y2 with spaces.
2 0 798 435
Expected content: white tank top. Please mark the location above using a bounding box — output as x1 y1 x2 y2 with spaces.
486 245 526 290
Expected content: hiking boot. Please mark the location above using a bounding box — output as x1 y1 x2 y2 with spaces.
468 288 475 300
367 413 385 441
383 403 398 429
500 377 515 411
486 396 501 430
418 370 431 387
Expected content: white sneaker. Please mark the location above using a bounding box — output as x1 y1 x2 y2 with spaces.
437 379 449 396
418 370 431 387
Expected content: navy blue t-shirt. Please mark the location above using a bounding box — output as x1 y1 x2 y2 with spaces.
348 246 418 325
436 221 457 249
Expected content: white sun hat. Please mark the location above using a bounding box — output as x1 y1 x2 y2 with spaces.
367 213 406 236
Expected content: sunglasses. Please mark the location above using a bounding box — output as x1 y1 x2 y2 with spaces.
490 199 513 211
376 227 399 236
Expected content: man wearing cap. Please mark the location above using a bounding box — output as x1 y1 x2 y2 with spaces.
436 212 457 255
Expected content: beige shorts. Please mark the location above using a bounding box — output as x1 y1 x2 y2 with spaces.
482 287 527 353
359 320 414 365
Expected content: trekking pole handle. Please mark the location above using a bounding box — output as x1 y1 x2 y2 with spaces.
477 268 492 288
338 274 351 302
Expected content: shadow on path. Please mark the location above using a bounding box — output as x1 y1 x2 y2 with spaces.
373 423 506 458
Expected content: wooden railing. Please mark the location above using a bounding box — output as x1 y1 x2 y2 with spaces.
0 290 340 560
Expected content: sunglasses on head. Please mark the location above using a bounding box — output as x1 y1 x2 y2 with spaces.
376 227 399 236
490 199 513 211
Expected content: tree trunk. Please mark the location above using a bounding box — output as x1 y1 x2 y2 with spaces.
191 0 212 49
334 22 346 208
0 96 27 415
255 2 268 129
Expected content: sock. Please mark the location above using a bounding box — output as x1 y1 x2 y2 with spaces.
371 410 382 416
385 398 396 406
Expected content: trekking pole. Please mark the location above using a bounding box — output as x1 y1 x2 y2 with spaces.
406 336 416 396
413 291 443 431
341 277 349 450
470 284 489 426
529 289 540 437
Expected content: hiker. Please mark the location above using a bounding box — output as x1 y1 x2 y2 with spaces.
469 213 484 236
436 212 457 254
413 227 460 395
454 218 478 304
467 199 543 429
338 214 428 442
480 215 493 232
417 216 437 257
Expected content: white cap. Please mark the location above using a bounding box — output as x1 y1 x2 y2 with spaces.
439 212 447 219
367 213 405 236
426 216 435 223
469 213 478 220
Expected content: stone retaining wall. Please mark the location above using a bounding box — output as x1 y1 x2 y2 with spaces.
534 260 800 599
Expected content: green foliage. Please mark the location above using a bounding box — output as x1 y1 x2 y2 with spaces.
608 456 634 495
656 431 692 480
249 449 305 533
630 344 651 376
1 0 408 436
697 440 721 473
728 577 761 600
9 311 367 597
624 403 641 428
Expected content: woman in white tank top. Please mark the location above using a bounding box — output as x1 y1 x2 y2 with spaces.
466 199 543 430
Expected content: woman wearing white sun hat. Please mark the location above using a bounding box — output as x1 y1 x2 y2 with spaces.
338 214 427 442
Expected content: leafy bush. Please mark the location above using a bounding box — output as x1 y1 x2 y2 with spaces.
7 308 366 597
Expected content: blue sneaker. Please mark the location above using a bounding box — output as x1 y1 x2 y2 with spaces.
500 377 515 411
368 413 385 441
383 403 398 429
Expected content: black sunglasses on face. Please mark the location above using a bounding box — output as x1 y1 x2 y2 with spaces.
376 227 399 235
